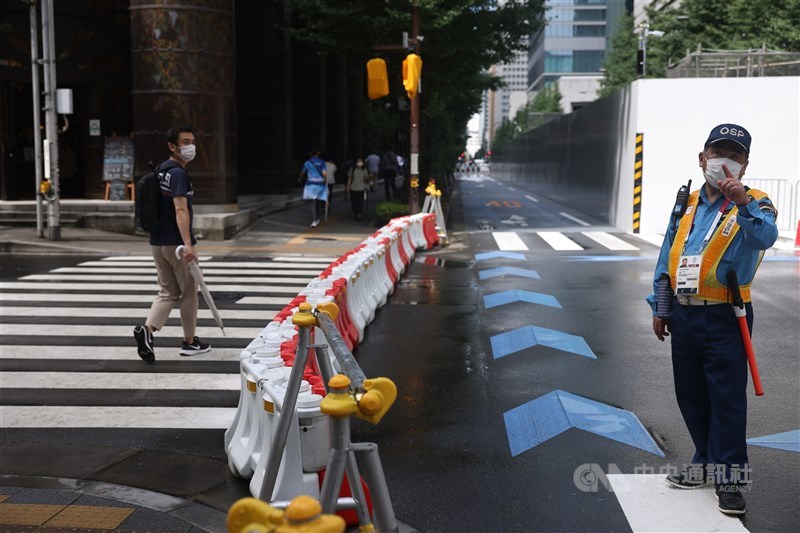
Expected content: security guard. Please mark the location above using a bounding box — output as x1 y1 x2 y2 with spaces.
646 123 778 515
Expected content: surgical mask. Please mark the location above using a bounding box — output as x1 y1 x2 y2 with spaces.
179 144 196 162
356 162 363 167
703 157 742 189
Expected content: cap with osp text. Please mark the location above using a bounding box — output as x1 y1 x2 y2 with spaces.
705 123 751 154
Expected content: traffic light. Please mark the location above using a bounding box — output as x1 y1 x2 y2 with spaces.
402 53 422 100
366 58 389 100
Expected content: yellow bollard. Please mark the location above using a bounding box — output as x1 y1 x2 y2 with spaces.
227 496 345 533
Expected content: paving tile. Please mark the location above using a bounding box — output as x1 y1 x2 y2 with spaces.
0 504 64 526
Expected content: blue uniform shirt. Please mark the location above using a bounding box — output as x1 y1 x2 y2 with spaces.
149 161 196 246
646 186 778 314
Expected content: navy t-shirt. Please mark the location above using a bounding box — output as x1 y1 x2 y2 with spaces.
149 160 196 246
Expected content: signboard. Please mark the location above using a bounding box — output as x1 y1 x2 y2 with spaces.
102 137 134 201
89 119 101 136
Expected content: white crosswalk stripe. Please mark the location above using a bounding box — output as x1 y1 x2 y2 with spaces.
0 254 321 430
490 231 660 252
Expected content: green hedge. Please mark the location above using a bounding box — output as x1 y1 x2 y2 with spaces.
375 201 409 221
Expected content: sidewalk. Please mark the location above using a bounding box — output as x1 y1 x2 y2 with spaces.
0 184 420 532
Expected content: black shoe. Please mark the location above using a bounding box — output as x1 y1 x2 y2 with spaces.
180 336 211 356
134 325 155 363
715 484 746 515
665 470 708 489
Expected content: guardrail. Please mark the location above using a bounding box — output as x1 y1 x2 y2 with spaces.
225 212 439 529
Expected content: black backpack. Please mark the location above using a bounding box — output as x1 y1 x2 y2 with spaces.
135 160 180 233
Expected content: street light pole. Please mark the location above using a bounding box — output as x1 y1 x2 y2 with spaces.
28 0 44 237
41 0 60 240
408 6 420 215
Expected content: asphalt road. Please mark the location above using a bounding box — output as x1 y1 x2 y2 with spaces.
1 174 798 532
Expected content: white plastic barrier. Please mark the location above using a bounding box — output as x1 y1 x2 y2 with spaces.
225 213 440 509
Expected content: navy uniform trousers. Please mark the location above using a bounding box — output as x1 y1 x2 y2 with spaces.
670 301 753 485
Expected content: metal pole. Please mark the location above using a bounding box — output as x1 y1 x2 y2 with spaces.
28 0 44 237
258 326 311 501
41 0 60 240
408 6 420 215
316 312 366 390
353 442 399 533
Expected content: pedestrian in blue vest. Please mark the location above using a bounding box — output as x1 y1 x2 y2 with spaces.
299 148 328 228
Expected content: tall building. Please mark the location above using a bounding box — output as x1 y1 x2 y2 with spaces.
527 0 630 113
483 51 529 150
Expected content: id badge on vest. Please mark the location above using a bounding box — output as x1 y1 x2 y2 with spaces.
675 255 701 295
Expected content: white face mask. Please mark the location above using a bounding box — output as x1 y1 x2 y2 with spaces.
703 157 742 189
356 162 364 167
179 144 196 162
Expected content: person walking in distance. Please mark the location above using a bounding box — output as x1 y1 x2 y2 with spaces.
381 149 399 201
134 124 211 362
299 147 328 227
647 124 778 516
325 158 337 212
365 149 380 192
346 157 368 221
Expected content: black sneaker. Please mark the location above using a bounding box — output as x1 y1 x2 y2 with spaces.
665 470 708 489
180 336 211 356
134 325 155 363
715 484 746 515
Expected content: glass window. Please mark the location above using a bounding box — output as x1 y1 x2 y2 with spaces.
573 50 604 71
574 24 605 37
545 51 573 73
574 9 605 21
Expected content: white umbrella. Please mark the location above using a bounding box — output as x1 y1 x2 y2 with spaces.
175 245 226 336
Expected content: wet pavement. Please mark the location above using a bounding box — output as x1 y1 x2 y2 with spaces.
1 176 798 532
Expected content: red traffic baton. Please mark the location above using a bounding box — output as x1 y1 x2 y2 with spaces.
727 271 764 396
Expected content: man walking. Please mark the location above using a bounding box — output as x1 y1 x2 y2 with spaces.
647 123 778 515
134 124 210 362
381 149 398 201
299 147 328 228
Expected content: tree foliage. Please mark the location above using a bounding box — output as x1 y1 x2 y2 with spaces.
493 83 561 150
600 0 800 93
288 0 545 179
599 12 637 97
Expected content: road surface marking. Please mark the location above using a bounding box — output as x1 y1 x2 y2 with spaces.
21 274 313 284
537 232 584 251
525 195 539 203
0 283 305 293
630 233 666 247
0 406 236 429
582 232 640 251
0 345 242 361
608 475 748 532
1 371 241 390
1 324 262 338
558 212 591 226
492 232 529 251
54 267 323 276
0 306 275 321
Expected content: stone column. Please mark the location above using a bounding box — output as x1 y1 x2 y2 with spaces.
130 0 236 207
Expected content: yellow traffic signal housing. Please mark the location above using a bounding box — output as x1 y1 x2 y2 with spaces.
366 58 389 100
402 53 422 100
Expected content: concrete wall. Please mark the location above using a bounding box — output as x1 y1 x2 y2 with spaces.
494 77 800 234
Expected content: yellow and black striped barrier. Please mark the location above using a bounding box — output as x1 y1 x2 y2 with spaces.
633 133 643 233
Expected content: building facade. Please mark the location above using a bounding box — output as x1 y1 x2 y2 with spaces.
527 0 630 112
0 0 360 204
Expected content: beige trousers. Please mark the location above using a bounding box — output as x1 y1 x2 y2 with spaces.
146 245 198 341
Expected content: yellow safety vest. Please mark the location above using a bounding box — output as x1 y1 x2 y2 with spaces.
668 188 769 303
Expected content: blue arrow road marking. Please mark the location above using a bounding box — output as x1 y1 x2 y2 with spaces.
479 267 540 280
747 429 800 453
504 390 665 457
484 290 562 309
475 251 527 262
491 325 596 360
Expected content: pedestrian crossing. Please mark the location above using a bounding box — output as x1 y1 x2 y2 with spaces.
0 255 332 430
490 230 662 252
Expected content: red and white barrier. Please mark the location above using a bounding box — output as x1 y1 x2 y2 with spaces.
225 213 438 514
